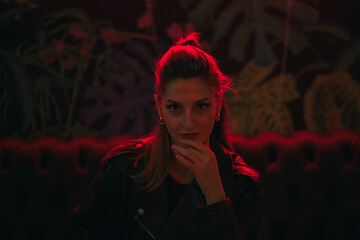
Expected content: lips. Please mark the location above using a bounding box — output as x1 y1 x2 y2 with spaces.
180 133 199 139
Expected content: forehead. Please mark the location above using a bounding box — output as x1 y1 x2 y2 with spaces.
162 77 214 101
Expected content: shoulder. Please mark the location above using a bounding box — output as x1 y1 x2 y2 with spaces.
221 147 261 183
232 153 261 182
99 136 152 172
216 144 265 202
225 150 266 202
213 139 261 183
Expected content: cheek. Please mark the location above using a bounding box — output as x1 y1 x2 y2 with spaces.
165 116 180 131
162 109 181 133
199 110 216 129
208 105 218 120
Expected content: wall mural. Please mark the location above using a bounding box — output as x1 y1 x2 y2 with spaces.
1 0 359 138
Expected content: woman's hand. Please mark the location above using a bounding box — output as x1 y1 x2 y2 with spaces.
172 139 226 205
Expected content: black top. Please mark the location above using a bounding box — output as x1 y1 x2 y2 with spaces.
166 175 191 214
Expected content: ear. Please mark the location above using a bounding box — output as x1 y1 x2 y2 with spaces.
154 94 163 117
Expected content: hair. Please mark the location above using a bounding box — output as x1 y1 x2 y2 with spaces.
132 32 233 192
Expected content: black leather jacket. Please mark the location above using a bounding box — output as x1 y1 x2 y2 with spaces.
67 137 266 240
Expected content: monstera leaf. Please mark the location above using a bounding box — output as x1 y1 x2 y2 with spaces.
336 41 360 72
80 73 155 136
304 73 360 132
230 103 294 135
180 0 318 65
227 59 300 135
80 40 165 136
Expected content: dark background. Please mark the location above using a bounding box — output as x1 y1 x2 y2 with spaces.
1 0 360 139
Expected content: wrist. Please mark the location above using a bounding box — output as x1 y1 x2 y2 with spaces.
204 188 226 205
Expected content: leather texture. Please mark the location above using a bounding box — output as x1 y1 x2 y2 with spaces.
68 137 266 239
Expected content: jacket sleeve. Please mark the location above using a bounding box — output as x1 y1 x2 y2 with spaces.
64 152 132 240
196 156 267 240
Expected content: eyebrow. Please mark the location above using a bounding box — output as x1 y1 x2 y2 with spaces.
166 98 210 104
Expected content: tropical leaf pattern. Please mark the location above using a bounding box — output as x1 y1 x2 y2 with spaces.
80 72 155 136
79 40 165 136
1 1 359 138
227 59 300 135
180 0 318 65
336 41 360 72
0 49 33 132
304 73 360 132
10 7 162 138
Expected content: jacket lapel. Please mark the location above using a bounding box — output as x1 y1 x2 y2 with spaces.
134 179 205 240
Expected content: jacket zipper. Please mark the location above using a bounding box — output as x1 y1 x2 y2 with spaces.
134 215 157 240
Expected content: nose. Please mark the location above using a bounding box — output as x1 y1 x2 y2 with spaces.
183 110 194 130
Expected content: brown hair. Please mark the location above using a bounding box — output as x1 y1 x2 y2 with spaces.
132 33 233 192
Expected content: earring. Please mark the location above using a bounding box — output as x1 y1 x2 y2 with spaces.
215 112 221 122
160 116 165 125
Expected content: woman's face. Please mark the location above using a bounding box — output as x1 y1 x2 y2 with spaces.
156 77 221 147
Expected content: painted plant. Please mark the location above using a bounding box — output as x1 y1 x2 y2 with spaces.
1 0 359 138
227 60 301 135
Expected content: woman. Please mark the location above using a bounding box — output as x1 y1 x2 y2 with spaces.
69 33 266 240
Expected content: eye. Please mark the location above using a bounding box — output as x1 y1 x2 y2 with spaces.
196 103 210 110
166 104 181 112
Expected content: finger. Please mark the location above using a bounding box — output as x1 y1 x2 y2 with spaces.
175 153 195 172
179 139 213 157
172 145 204 163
